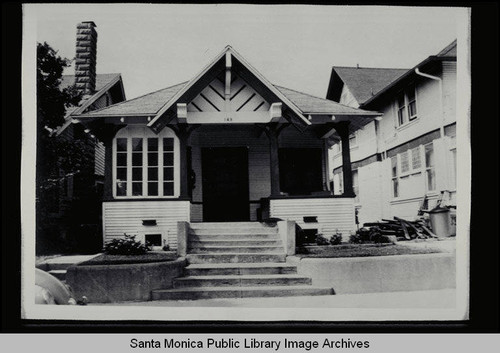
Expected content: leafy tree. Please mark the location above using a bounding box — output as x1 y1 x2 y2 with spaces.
36 42 98 254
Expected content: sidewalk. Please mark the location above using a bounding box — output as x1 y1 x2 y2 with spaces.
91 288 456 308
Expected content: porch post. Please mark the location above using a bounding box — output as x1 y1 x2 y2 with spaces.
334 121 354 196
266 124 281 197
175 124 190 200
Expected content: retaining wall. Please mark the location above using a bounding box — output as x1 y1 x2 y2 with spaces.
291 253 455 294
66 258 186 303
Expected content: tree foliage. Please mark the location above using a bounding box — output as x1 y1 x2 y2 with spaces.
36 42 99 254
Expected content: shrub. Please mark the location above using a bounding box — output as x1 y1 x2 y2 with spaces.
349 233 363 244
103 234 151 255
316 234 330 246
330 232 342 245
369 227 392 244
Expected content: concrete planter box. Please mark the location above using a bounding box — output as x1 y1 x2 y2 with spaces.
290 253 455 294
66 258 186 303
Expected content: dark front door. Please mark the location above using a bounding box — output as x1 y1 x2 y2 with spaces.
202 147 250 222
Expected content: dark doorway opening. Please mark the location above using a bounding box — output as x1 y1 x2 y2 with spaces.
201 147 250 222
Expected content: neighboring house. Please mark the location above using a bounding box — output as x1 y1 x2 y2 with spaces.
73 45 380 249
326 40 457 226
44 22 126 248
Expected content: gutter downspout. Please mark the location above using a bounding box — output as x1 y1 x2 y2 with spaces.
415 67 449 192
415 68 445 138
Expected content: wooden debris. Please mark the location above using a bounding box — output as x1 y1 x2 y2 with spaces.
362 216 435 240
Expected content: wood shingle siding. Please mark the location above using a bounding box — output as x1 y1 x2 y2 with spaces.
270 197 356 237
102 200 190 249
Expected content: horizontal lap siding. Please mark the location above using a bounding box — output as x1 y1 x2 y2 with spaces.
270 198 355 238
103 201 190 249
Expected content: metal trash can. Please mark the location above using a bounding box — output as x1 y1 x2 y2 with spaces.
429 206 451 237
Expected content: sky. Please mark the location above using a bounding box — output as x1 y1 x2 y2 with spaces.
28 4 466 100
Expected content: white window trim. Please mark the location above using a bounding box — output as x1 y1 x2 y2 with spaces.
112 126 180 199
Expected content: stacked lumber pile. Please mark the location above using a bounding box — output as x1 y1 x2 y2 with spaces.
362 216 437 241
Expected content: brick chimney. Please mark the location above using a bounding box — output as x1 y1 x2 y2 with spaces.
75 21 97 97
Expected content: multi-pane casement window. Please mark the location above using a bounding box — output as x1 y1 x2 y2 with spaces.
113 126 179 198
390 143 435 199
396 84 418 127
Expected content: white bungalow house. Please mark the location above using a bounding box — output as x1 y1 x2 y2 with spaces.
326 40 457 228
73 41 381 251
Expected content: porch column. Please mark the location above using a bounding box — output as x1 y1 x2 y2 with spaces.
173 124 199 200
334 121 354 196
175 124 190 200
264 124 281 197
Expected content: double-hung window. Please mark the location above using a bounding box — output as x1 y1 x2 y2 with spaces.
114 126 178 198
397 92 407 126
396 84 418 127
391 144 432 199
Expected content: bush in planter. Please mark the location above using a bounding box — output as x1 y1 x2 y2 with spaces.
349 233 363 244
330 232 343 245
316 234 330 246
103 234 151 255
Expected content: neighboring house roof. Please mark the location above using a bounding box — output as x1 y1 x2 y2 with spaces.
329 67 408 105
56 73 125 135
436 39 457 57
326 40 457 111
60 73 121 92
360 40 457 109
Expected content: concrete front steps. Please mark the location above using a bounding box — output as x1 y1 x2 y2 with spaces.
151 222 334 301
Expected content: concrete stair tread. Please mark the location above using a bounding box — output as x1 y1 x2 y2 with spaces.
186 263 294 269
188 252 284 256
153 285 332 293
190 222 275 227
176 274 309 280
190 245 282 249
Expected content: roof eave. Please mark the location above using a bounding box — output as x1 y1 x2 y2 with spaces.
361 56 456 109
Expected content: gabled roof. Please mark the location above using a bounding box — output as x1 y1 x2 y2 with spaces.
328 67 408 105
146 45 311 130
56 73 125 135
275 86 378 115
82 82 187 117
76 47 379 123
78 81 379 118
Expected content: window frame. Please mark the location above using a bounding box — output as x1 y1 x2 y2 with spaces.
112 126 180 199
391 144 433 200
395 83 418 127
